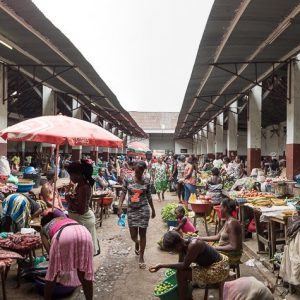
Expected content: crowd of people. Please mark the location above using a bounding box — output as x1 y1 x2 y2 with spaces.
0 150 286 300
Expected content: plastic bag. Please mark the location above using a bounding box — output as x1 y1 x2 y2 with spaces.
117 213 126 227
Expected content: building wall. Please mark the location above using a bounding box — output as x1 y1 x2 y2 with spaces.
149 133 174 152
175 138 193 154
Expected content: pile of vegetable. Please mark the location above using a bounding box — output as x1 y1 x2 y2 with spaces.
223 180 235 191
161 203 187 222
165 269 176 277
154 281 175 296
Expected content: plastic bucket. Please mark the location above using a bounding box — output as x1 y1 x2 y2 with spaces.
154 273 192 300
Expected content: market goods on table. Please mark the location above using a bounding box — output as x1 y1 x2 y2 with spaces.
154 281 175 296
0 249 23 259
0 234 41 251
282 210 298 217
0 183 17 194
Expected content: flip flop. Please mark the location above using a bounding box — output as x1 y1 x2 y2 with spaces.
139 263 146 269
135 249 140 256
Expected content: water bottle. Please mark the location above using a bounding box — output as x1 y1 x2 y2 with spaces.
33 256 46 267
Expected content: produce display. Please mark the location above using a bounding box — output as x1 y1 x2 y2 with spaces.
223 180 235 191
165 269 176 277
154 281 175 296
236 191 273 198
282 210 298 217
0 183 17 194
0 234 42 251
161 203 187 222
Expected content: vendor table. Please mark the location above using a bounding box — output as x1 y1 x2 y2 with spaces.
31 177 70 197
91 193 110 228
112 184 122 199
269 214 289 258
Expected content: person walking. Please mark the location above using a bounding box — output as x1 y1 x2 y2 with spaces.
118 161 156 269
152 156 168 201
183 156 197 205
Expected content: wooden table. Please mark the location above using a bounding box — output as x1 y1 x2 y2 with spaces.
112 184 122 198
269 214 289 258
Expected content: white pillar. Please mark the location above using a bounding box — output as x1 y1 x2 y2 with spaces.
215 114 224 159
286 59 300 179
0 64 7 156
42 86 56 116
200 129 207 155
227 102 238 160
247 86 262 174
207 121 215 159
72 99 82 160
196 133 201 156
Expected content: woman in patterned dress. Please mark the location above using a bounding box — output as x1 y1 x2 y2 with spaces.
118 161 156 268
152 156 168 201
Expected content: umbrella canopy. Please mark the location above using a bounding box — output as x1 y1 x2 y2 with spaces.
127 142 150 155
0 114 123 148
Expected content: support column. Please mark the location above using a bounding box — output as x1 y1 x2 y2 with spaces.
42 86 57 156
72 99 82 161
0 64 7 156
90 112 98 163
200 129 207 156
286 59 300 179
215 114 224 159
227 102 238 160
207 122 215 159
196 133 201 157
247 86 262 174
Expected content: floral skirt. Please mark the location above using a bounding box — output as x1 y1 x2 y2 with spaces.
192 254 229 285
154 179 168 193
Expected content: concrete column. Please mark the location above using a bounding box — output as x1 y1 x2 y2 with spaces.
215 114 224 159
200 130 207 156
286 59 300 179
42 86 57 115
42 86 57 156
227 102 238 160
196 133 201 156
90 112 98 163
0 64 8 156
207 122 215 159
71 99 82 161
247 86 262 174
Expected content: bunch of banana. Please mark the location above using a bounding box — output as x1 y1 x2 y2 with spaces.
271 199 286 206
282 210 297 217
252 199 272 207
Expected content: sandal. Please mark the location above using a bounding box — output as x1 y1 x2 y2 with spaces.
139 262 146 269
135 249 140 256
135 241 140 255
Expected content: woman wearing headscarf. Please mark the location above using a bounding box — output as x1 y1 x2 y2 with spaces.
66 160 100 256
40 212 94 300
1 193 43 232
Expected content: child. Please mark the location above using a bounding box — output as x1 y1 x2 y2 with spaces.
174 206 197 234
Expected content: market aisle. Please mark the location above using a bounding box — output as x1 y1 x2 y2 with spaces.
5 192 285 299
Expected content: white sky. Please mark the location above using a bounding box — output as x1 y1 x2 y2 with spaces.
33 0 214 112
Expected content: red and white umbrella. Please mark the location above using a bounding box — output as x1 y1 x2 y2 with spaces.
127 142 150 157
0 114 122 148
0 114 123 208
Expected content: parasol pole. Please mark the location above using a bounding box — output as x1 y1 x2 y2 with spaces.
52 144 59 211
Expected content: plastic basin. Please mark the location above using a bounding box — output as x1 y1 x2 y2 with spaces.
189 202 212 214
102 197 113 206
164 269 176 278
166 220 177 227
34 278 76 297
17 183 34 192
154 273 192 300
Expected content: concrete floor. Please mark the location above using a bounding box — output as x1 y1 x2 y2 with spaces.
3 192 297 299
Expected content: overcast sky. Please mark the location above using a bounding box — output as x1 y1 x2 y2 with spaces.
33 0 213 112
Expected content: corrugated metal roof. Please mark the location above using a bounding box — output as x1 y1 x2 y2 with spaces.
0 0 147 138
176 0 300 138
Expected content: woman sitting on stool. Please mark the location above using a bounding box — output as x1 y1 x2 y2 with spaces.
149 231 229 300
199 199 242 265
